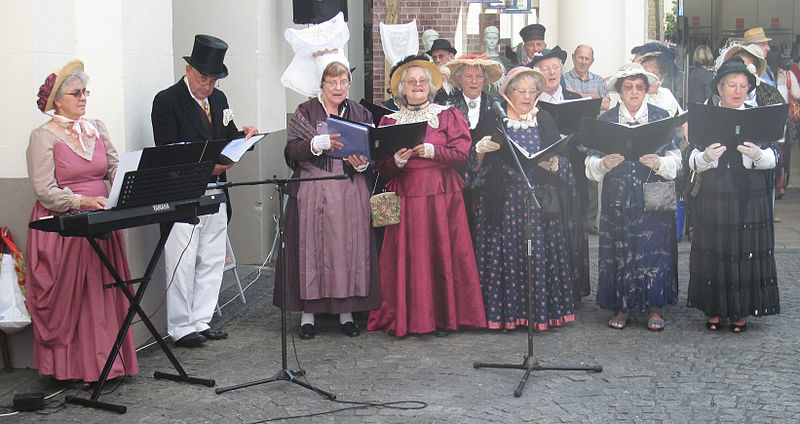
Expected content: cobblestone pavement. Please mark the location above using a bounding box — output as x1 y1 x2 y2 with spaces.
2 197 799 423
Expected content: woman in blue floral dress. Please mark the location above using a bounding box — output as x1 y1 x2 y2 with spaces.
586 63 680 331
470 66 576 331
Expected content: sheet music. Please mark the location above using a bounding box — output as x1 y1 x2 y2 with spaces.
105 149 142 210
220 134 265 163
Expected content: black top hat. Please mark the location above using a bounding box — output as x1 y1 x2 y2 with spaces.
519 24 546 42
528 45 567 69
426 39 457 56
712 56 756 95
183 34 229 79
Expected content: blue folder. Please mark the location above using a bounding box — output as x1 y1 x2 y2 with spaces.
326 116 372 160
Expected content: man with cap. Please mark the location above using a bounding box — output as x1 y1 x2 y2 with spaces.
151 34 257 348
742 27 776 87
518 23 547 65
530 46 581 103
426 38 458 104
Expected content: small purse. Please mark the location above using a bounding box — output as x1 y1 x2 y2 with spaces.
642 170 677 213
369 174 401 227
787 70 800 124
535 184 561 220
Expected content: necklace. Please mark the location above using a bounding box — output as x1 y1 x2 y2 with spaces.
505 107 538 130
468 99 478 109
408 101 429 111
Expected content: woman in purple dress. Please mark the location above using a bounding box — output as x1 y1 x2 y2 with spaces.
26 60 138 384
470 66 576 331
275 56 380 339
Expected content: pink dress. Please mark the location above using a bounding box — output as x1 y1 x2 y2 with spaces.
367 105 486 336
25 120 138 382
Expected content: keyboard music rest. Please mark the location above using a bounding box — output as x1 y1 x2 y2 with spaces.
29 193 226 237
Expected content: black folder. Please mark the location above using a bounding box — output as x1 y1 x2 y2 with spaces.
492 127 573 164
580 113 688 158
139 139 227 169
537 97 603 133
688 103 788 149
359 99 395 127
325 115 428 161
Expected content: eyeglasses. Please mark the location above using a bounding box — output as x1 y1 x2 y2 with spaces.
723 82 750 90
621 82 646 92
512 88 538 96
192 71 218 87
65 89 90 98
537 64 561 74
404 78 430 86
322 79 351 88
462 74 485 81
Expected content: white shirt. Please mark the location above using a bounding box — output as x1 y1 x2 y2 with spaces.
183 76 208 109
539 85 565 103
645 87 683 117
463 93 481 129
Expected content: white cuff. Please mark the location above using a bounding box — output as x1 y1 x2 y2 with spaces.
422 143 435 159
354 163 369 173
585 155 608 181
394 153 408 168
653 149 682 180
689 148 718 173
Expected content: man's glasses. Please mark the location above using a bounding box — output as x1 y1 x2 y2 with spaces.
65 89 90 98
193 72 218 87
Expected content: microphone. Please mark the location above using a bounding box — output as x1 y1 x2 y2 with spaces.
490 99 508 120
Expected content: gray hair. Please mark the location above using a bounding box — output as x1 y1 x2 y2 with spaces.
504 73 542 96
55 70 90 100
453 64 489 88
395 66 438 107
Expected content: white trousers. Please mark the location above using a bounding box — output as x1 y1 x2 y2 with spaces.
165 203 227 340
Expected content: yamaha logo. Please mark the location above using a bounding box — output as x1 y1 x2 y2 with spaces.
152 203 170 212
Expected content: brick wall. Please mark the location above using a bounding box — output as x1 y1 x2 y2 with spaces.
370 1 500 103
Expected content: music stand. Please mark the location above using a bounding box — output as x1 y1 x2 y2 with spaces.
213 175 344 400
473 117 602 397
63 160 219 413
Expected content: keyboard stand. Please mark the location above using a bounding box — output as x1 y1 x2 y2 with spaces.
65 217 215 414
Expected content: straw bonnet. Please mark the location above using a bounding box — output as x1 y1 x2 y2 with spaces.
742 27 772 44
712 56 756 95
499 66 546 98
37 60 84 113
445 55 504 88
720 42 767 77
389 55 442 97
604 62 659 94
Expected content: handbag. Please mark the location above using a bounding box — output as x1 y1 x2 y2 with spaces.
787 70 800 124
642 170 677 213
0 227 30 334
369 174 401 227
535 184 561 220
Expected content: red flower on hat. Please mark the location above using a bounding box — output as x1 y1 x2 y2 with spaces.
37 73 57 112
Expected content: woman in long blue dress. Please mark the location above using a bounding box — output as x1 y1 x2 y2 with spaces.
586 63 680 331
470 66 576 331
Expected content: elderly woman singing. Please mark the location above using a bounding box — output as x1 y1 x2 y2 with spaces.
367 55 486 337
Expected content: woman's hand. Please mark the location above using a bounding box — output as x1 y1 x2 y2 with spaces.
242 125 258 140
538 156 559 173
347 154 369 172
702 142 726 162
638 153 661 171
475 136 500 154
328 133 344 151
736 141 763 161
80 195 107 210
602 153 625 171
411 143 434 159
212 163 234 175
394 148 413 168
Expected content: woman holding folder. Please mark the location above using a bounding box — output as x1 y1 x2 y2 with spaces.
469 66 577 331
687 57 780 333
367 55 486 337
586 63 680 331
276 54 380 339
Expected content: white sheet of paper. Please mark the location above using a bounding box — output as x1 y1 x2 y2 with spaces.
220 134 265 163
105 149 142 210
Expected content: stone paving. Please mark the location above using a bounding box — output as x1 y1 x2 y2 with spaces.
2 195 799 423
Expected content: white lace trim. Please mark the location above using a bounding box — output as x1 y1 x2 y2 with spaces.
387 103 449 128
505 115 538 130
43 120 96 161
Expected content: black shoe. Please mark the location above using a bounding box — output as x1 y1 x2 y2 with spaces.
200 328 228 340
175 332 207 347
587 226 599 235
339 321 361 337
433 328 449 337
299 323 315 340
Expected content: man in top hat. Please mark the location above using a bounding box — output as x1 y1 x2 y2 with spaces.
529 46 581 103
518 23 547 65
742 27 776 86
426 38 458 104
151 34 257 348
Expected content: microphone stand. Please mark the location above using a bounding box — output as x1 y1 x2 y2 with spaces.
473 113 602 397
214 174 343 400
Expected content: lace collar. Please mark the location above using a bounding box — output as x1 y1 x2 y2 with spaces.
42 118 98 161
388 103 449 128
505 107 539 130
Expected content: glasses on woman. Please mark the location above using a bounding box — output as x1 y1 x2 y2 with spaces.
322 80 351 88
512 88 538 96
65 89 90 98
621 82 646 92
404 78 430 86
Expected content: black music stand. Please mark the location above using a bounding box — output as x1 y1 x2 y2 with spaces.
473 117 602 397
213 175 344 400
63 161 219 413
